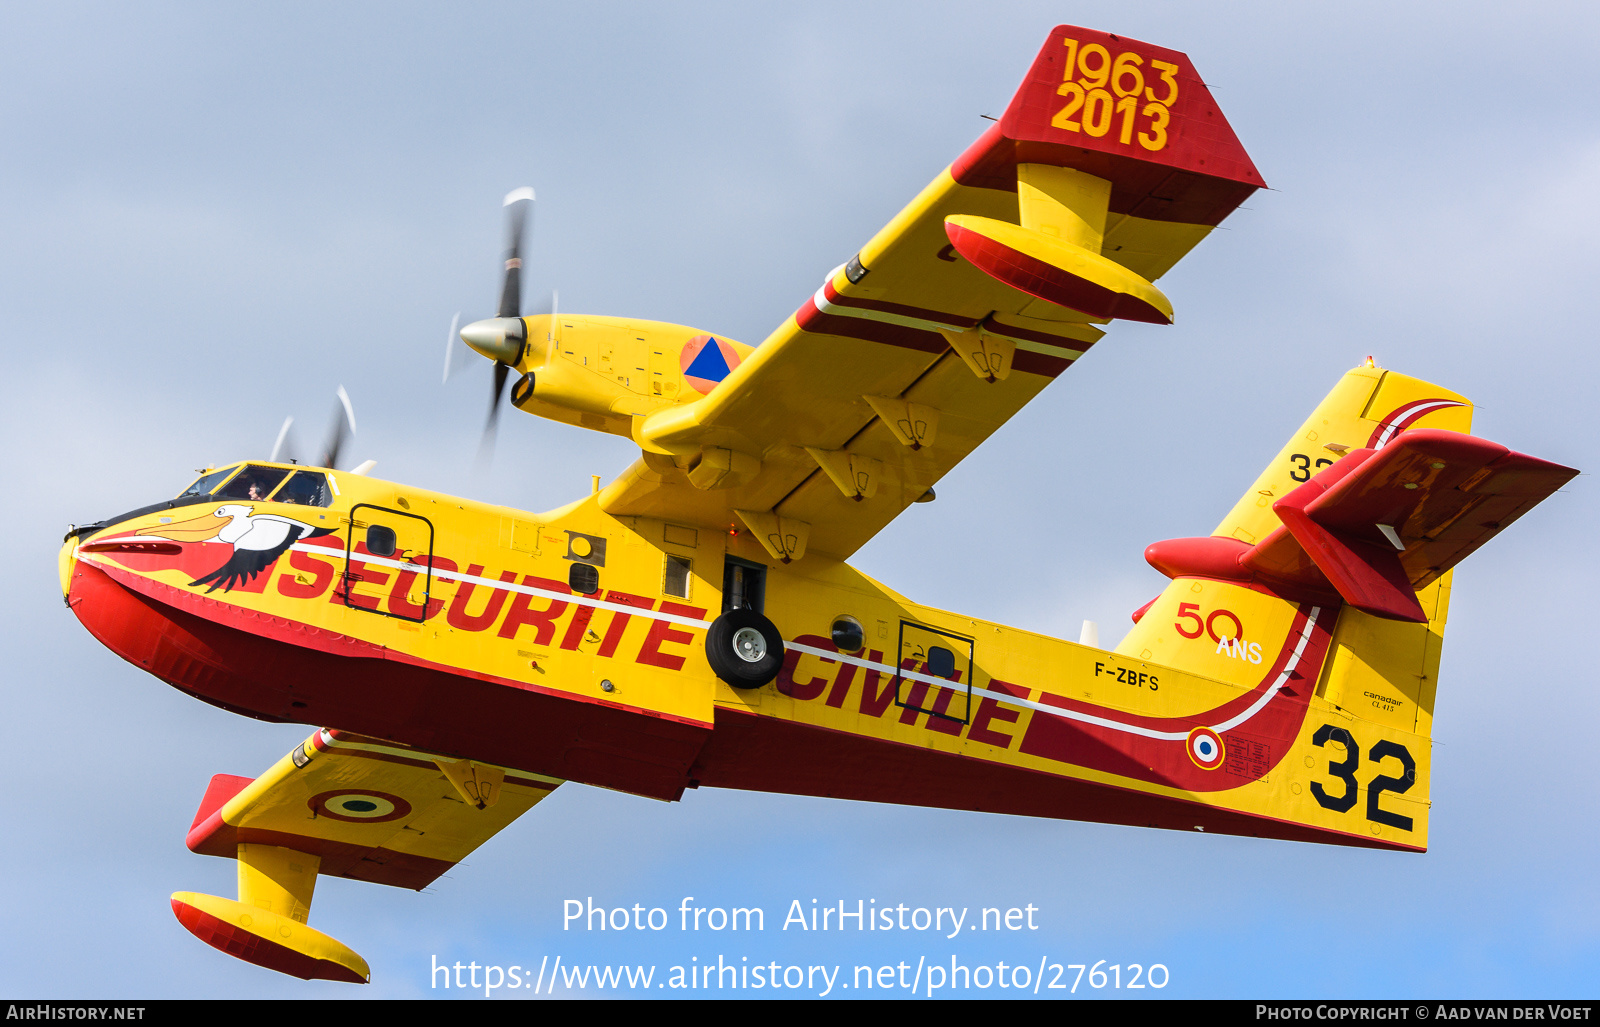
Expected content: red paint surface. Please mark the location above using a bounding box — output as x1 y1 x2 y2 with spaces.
1273 492 1426 622
690 703 1415 852
944 220 1171 324
171 898 367 983
69 560 709 803
1017 605 1331 792
951 26 1262 227
1148 425 1577 626
187 773 253 834
1364 400 1466 449
819 280 983 329
1144 534 1344 608
984 313 1097 353
71 549 1400 853
794 299 1072 378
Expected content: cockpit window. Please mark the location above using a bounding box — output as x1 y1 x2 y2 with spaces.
272 470 334 507
214 465 291 502
177 465 241 498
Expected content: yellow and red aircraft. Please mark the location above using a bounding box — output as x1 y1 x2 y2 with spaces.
59 25 1576 984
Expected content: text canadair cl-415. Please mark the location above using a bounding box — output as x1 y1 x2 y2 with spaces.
60 25 1576 983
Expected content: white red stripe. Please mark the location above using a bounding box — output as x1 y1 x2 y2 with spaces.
78 541 1318 743
1369 399 1465 448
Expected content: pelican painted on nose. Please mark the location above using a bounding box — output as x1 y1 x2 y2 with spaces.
143 505 334 593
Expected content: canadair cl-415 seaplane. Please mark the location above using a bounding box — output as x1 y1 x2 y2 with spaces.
61 26 1576 984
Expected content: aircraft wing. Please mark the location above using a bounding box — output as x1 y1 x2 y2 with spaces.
172 728 561 981
185 727 560 889
600 25 1264 563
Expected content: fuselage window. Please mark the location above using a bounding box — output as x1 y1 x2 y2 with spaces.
831 616 864 653
272 470 334 507
215 465 291 502
570 562 600 596
664 555 691 599
366 525 397 558
177 465 241 498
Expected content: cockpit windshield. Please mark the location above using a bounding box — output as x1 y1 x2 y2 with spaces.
272 470 335 507
215 466 291 501
177 465 241 498
175 464 335 508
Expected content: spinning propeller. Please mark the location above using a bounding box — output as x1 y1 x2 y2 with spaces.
450 186 553 465
267 385 370 474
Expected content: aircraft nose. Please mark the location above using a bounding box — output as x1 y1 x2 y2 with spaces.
59 533 79 599
460 317 526 365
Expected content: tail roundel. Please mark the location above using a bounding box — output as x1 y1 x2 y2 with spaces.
1113 363 1575 849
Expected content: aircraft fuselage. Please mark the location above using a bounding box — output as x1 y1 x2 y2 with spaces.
62 460 1427 851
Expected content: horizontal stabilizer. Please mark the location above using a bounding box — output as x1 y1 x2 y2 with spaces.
1269 485 1426 621
1148 429 1577 620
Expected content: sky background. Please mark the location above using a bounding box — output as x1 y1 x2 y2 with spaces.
2 0 1597 1000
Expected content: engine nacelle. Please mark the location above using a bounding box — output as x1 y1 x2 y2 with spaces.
499 314 750 437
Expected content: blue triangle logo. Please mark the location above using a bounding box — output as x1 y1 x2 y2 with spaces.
684 338 732 382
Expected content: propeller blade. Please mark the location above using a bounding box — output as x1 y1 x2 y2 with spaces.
269 416 295 463
479 361 511 465
442 311 461 384
475 188 537 469
337 385 357 435
497 187 534 319
321 386 357 470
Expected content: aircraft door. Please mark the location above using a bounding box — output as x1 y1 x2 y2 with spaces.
722 556 767 614
895 621 975 725
341 503 436 623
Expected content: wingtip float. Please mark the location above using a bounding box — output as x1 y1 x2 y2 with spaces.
62 25 1574 983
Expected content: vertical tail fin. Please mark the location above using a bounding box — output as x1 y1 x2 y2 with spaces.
1210 362 1472 549
1117 362 1473 701
1112 363 1574 849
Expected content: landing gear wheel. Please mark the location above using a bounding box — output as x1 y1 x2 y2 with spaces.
706 608 784 689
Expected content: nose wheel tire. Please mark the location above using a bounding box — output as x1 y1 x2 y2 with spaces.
706 609 784 689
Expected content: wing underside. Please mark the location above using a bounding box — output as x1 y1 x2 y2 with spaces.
173 729 562 982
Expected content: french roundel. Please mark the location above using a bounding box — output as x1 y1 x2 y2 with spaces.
308 789 412 824
680 335 741 395
1186 727 1226 771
